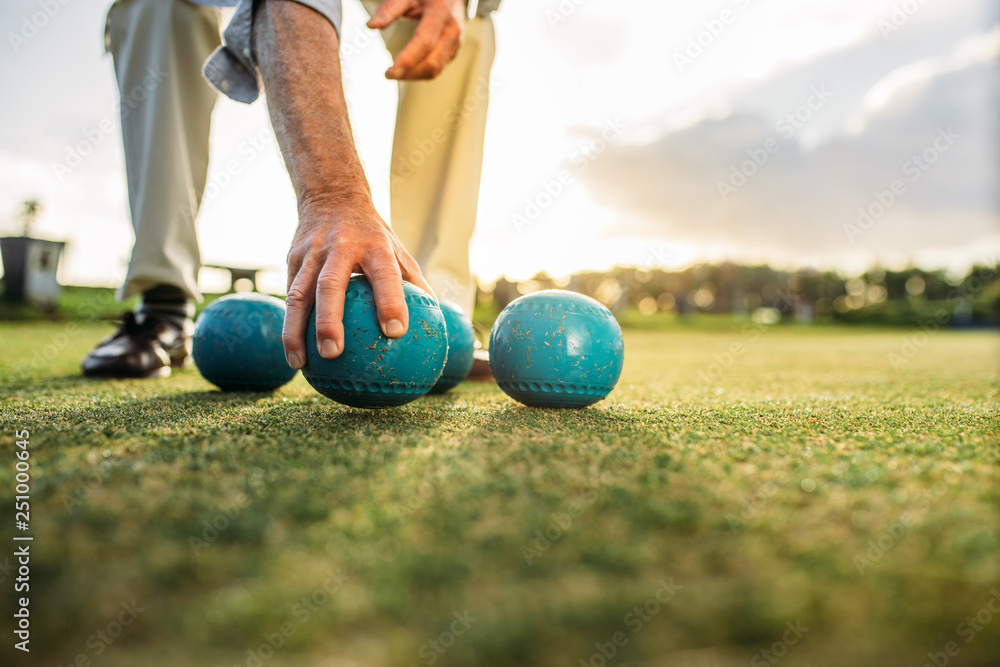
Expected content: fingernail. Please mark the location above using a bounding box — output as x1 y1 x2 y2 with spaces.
383 319 405 337
287 351 301 368
386 67 402 79
321 339 340 358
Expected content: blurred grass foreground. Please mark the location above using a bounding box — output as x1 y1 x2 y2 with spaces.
0 310 997 666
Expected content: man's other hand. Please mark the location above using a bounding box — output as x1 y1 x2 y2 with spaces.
367 0 466 80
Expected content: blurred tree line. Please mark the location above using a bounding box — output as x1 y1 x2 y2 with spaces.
481 262 1000 327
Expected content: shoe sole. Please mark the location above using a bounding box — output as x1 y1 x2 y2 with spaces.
466 351 494 383
83 366 172 380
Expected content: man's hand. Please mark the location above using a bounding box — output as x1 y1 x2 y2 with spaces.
282 199 433 369
368 0 466 80
253 0 435 370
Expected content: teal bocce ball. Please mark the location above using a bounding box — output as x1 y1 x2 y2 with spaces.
302 276 448 408
192 292 298 392
430 300 475 394
489 290 624 408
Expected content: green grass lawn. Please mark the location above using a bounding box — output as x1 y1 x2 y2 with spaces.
1 321 997 667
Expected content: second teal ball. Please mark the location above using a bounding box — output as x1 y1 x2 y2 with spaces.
430 300 475 393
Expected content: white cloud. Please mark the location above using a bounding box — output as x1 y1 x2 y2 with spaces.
572 4 999 274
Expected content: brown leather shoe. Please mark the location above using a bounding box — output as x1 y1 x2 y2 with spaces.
82 312 192 379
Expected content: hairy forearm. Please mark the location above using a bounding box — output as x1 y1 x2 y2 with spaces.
253 0 370 208
252 0 437 366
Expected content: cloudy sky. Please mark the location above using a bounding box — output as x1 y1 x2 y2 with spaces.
0 0 997 290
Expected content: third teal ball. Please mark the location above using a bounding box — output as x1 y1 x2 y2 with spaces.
430 300 475 393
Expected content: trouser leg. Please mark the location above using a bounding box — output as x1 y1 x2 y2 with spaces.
362 3 496 315
106 0 222 302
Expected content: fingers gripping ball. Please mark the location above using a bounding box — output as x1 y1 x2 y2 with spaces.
302 276 448 408
193 293 298 392
430 300 475 394
489 290 624 408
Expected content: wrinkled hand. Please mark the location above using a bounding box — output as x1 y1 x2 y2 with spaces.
368 0 466 80
282 200 435 369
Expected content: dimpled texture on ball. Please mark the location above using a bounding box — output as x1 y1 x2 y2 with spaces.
489 290 624 408
430 300 475 394
302 276 448 408
193 292 298 392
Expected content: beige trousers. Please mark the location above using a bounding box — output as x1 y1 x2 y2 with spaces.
108 0 495 316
